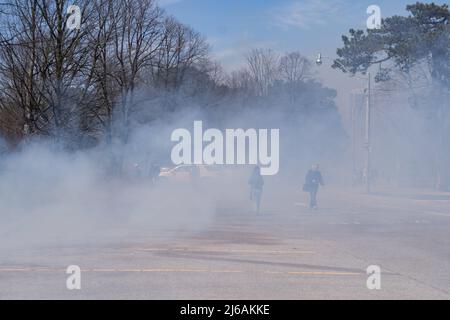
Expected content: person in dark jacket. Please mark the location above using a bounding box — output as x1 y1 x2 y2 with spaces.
249 166 264 214
303 164 324 209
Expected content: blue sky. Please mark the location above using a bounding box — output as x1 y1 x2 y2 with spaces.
158 0 448 116
158 0 431 70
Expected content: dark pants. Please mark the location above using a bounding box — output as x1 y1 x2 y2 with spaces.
309 186 318 208
251 188 262 214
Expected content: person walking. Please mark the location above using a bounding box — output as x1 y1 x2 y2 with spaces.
303 164 324 209
249 166 264 214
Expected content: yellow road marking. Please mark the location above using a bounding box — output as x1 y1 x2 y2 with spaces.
132 248 315 255
0 267 361 277
0 268 61 272
264 270 362 276
287 271 361 276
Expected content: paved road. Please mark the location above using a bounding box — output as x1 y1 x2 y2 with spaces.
1 184 450 299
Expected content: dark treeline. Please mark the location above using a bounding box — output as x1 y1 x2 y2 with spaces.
0 0 211 145
0 0 345 163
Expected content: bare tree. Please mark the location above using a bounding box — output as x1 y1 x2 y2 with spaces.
279 52 310 83
0 0 98 142
246 48 279 97
107 0 164 143
279 52 311 105
152 16 209 90
0 0 43 136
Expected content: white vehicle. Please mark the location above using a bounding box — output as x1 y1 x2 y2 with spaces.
158 164 222 184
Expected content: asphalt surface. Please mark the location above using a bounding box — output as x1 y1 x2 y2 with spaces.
1 184 450 299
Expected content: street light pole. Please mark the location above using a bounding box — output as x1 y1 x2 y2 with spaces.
365 73 371 194
316 53 372 194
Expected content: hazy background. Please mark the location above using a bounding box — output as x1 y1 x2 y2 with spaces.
0 0 449 250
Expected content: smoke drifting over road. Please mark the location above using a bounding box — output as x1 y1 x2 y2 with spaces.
1 2 450 302
0 89 345 252
0 142 215 250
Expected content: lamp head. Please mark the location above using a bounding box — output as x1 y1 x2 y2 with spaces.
316 53 323 66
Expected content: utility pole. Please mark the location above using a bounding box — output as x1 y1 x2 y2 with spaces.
351 95 356 175
365 73 372 194
316 54 373 193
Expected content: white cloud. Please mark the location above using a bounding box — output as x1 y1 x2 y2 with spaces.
272 0 344 30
